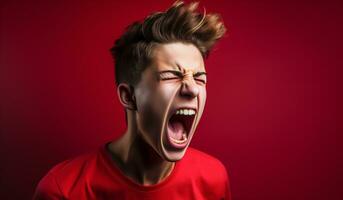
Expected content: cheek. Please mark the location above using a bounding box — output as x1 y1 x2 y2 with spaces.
197 87 207 119
158 84 180 100
203 88 207 101
199 87 207 105
134 84 159 133
136 84 180 133
148 83 181 118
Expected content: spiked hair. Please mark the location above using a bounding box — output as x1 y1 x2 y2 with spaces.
110 1 226 86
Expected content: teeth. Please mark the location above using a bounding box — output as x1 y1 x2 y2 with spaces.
175 109 196 115
170 133 187 144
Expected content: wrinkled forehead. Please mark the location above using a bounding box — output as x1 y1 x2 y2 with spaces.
150 42 206 73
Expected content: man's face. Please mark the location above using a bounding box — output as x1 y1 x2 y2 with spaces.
133 42 207 161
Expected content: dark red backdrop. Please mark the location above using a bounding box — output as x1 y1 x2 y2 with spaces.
1 0 341 199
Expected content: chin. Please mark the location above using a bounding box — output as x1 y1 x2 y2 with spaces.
161 148 188 162
159 132 194 162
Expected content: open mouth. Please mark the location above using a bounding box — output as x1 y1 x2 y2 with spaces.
167 108 197 149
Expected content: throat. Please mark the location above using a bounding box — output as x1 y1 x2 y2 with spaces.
141 162 175 185
107 133 175 185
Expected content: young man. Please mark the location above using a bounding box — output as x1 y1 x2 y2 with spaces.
34 1 230 199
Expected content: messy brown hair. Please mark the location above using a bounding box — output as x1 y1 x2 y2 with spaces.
110 1 226 86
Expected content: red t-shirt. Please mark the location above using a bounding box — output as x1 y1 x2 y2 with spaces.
33 145 231 200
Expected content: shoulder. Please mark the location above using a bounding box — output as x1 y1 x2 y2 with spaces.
58 151 97 170
48 151 98 182
33 151 100 199
180 147 230 197
184 147 228 173
182 147 229 181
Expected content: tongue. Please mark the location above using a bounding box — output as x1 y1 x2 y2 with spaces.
170 121 185 140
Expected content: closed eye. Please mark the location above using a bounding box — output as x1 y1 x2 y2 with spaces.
158 70 207 84
194 72 207 84
159 70 183 80
194 78 206 84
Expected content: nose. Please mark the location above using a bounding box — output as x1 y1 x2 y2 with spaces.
180 72 199 99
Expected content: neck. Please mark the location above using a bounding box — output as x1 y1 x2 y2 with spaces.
108 124 175 185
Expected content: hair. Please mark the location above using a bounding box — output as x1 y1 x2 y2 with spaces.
110 1 226 86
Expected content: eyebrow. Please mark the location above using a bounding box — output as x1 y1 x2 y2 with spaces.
174 62 207 76
193 71 207 77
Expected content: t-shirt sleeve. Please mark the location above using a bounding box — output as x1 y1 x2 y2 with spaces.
32 172 63 200
220 162 232 200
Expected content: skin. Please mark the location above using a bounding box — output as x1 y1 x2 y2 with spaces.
108 42 207 185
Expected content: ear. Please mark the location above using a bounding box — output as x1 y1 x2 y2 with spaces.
117 83 137 110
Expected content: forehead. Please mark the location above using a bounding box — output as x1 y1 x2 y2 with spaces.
151 42 205 72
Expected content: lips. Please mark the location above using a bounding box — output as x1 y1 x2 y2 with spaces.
166 107 197 149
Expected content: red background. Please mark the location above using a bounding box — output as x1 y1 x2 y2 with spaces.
1 0 341 199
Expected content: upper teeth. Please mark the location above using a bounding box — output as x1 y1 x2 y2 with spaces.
176 109 196 115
